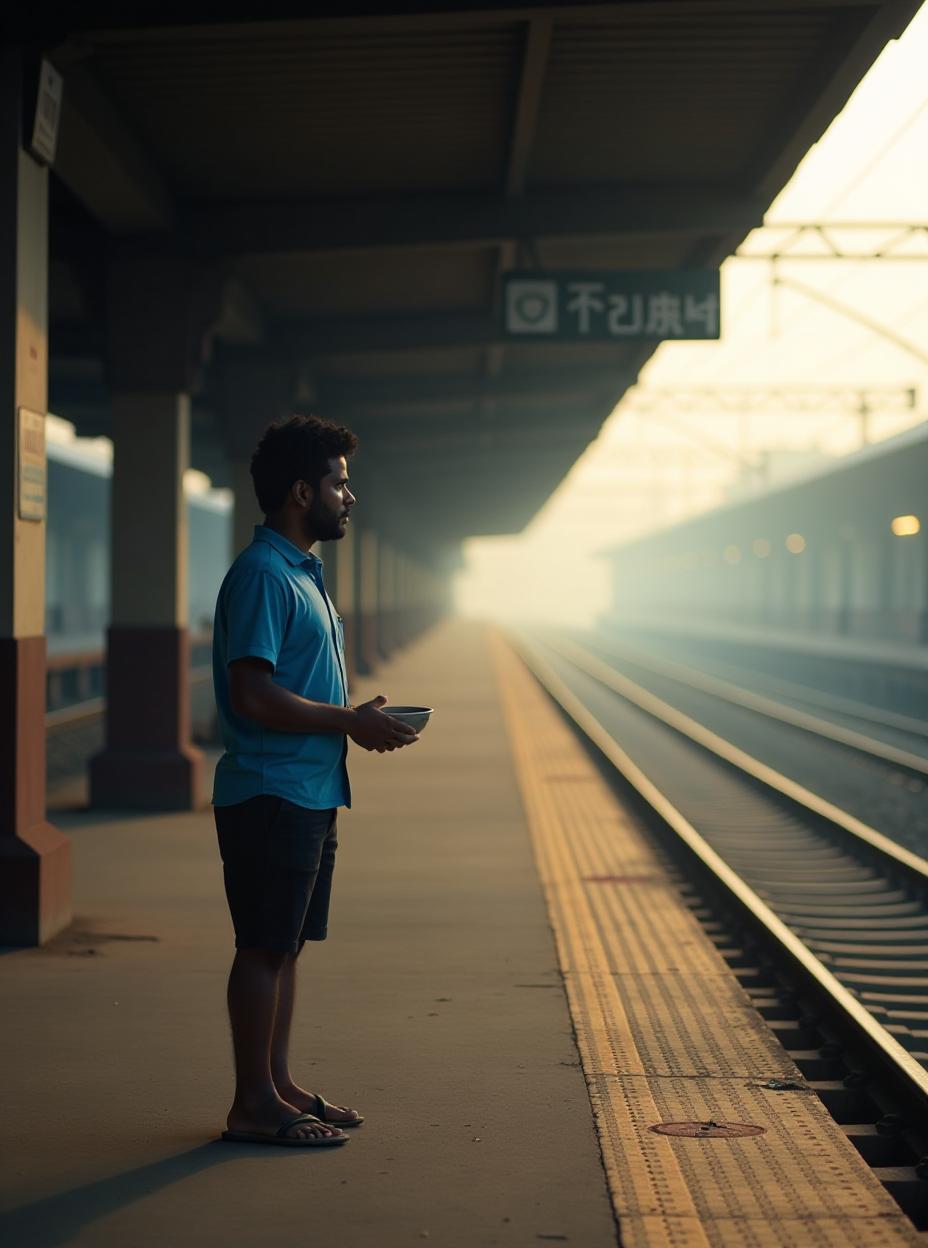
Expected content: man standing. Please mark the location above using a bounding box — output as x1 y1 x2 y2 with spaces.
212 415 417 1148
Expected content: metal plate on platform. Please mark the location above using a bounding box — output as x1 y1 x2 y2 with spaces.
651 1121 766 1139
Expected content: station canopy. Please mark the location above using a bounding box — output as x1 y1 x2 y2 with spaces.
43 1 919 543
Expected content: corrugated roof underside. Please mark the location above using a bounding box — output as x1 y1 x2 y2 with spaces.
538 235 697 269
62 2 904 540
529 10 838 185
233 248 495 317
320 349 486 378
92 25 523 196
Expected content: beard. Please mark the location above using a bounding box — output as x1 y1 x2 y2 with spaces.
306 496 347 542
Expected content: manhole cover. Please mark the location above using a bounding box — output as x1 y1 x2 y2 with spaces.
650 1121 766 1138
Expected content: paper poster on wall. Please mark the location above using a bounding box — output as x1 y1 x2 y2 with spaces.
18 407 46 522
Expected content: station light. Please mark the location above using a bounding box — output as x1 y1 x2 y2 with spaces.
752 538 771 558
785 533 806 554
891 514 920 537
723 544 741 565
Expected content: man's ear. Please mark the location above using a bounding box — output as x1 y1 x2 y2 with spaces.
292 479 314 509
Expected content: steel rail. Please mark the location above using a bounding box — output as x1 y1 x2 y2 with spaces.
544 632 928 881
510 630 928 1114
599 637 928 742
574 632 928 775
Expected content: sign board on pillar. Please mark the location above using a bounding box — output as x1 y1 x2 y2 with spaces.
28 60 63 166
17 408 46 522
503 270 720 341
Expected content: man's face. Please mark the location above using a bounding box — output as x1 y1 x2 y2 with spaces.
304 456 356 542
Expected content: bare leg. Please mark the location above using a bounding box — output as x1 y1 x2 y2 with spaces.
271 946 362 1126
228 947 283 1104
269 951 299 1093
225 947 341 1140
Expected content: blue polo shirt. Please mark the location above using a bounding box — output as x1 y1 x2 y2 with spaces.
211 525 351 810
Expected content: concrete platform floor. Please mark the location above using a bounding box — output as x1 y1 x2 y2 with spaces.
0 621 617 1248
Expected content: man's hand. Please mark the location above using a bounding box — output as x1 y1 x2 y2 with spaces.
348 695 419 753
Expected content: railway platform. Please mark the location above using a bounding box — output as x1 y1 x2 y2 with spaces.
1 621 922 1247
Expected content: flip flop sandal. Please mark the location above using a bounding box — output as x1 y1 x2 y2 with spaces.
305 1092 365 1127
221 1112 349 1147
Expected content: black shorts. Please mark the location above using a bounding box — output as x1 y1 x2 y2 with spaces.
214 795 338 953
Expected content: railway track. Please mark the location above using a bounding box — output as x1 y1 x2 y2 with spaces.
585 629 928 765
513 628 928 1217
551 630 928 862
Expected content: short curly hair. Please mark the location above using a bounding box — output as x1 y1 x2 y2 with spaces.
250 414 359 515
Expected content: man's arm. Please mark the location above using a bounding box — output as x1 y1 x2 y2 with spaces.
230 657 354 732
229 658 417 752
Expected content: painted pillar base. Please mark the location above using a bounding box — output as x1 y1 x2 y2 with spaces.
90 626 204 810
90 748 204 810
0 822 73 946
0 638 72 945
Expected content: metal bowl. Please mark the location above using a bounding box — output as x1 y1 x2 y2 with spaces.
382 705 433 733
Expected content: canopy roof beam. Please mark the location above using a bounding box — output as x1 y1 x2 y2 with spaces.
161 185 766 258
320 366 629 410
51 60 174 233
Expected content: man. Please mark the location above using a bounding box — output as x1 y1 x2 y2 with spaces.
212 414 417 1148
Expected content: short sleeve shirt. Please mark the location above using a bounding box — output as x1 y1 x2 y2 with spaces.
211 525 351 810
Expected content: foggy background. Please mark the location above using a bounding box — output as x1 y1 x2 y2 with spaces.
455 6 928 627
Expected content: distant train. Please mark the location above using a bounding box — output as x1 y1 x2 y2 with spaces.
602 420 928 649
46 419 232 654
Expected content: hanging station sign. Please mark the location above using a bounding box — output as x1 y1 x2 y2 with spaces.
18 408 47 522
503 270 720 341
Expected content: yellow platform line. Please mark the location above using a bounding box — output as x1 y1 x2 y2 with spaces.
492 633 924 1248
493 634 711 1243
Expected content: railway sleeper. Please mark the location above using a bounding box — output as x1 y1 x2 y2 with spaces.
675 893 928 1226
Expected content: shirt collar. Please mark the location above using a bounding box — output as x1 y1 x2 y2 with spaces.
253 524 322 569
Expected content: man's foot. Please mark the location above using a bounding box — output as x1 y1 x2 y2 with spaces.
227 1095 346 1141
276 1083 364 1127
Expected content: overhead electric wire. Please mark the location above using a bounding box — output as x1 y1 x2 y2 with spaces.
677 89 928 386
609 79 928 523
818 94 928 216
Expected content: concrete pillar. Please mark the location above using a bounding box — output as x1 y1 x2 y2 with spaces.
0 47 72 944
405 555 419 644
378 540 396 659
90 394 204 808
331 522 357 688
314 528 356 693
409 557 436 640
89 258 220 810
394 551 409 647
400 553 444 642
214 354 298 557
229 458 261 558
356 528 379 675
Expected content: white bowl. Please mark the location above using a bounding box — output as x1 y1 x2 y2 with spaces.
382 705 433 733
